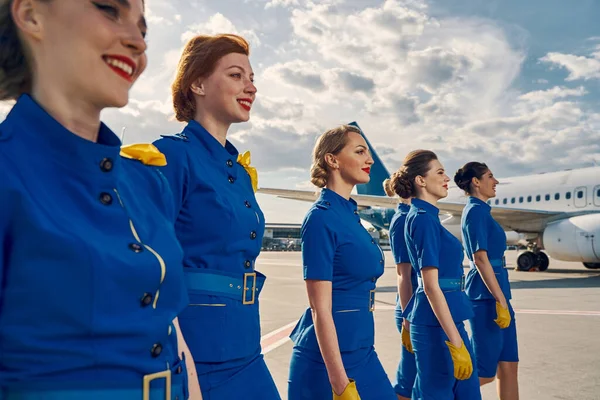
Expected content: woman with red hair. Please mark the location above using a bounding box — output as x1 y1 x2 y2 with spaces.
154 34 280 399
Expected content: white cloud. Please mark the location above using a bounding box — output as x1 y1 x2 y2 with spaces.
540 52 600 81
181 13 261 48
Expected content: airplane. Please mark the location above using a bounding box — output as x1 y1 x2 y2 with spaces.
258 122 600 272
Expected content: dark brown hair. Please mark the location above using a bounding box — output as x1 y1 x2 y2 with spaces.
454 162 489 194
310 125 361 188
386 150 438 199
172 33 250 122
0 0 50 100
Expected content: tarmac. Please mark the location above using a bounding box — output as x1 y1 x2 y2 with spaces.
256 250 600 400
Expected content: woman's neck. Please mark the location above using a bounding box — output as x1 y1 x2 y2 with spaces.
326 177 354 200
32 83 102 143
194 111 231 147
417 191 440 207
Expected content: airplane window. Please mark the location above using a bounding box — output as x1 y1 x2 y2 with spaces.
511 197 516 204
495 199 499 205
527 195 532 202
555 193 560 200
545 194 550 201
536 195 541 202
503 198 507 204
519 196 523 203
487 200 491 205
577 191 584 199
566 192 571 200
597 189 600 197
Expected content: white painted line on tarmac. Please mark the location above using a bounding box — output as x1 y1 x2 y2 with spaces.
260 320 297 355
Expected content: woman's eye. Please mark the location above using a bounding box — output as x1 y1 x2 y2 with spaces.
231 73 241 78
93 2 119 18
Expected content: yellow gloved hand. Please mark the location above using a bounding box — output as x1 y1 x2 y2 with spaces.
401 325 414 354
494 301 511 329
445 341 473 381
333 379 361 400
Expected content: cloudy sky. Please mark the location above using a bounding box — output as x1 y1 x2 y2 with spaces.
3 0 599 223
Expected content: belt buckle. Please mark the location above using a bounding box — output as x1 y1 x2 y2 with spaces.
243 272 257 305
460 275 466 291
369 289 376 312
143 369 171 400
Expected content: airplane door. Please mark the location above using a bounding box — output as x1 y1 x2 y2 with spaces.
594 185 600 207
574 186 587 208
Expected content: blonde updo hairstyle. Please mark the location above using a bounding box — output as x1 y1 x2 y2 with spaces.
385 150 438 199
310 125 361 188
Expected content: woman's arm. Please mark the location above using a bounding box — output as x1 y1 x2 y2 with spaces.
421 267 462 346
397 262 413 312
306 280 349 396
472 250 507 307
173 318 202 400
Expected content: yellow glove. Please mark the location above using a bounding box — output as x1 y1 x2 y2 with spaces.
494 301 511 329
401 325 414 354
445 341 473 381
333 379 361 400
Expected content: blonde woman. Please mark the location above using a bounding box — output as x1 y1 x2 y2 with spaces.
287 125 396 400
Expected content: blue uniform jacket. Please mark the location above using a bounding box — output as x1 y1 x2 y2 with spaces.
0 95 187 389
461 196 511 301
404 198 473 326
390 203 418 289
290 189 385 352
154 120 265 363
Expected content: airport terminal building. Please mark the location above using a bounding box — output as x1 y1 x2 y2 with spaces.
262 223 389 251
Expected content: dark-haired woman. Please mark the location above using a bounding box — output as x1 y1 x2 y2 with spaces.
153 34 280 399
383 180 417 400
288 125 396 400
0 0 196 398
388 150 480 399
454 162 519 400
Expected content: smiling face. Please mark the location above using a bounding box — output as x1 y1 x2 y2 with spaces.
333 131 374 186
194 52 256 124
17 0 148 108
418 159 451 200
474 169 499 199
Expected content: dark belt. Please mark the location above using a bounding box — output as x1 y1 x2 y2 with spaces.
417 275 465 292
185 269 266 305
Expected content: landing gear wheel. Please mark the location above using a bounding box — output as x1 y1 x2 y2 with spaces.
517 251 537 271
536 252 550 272
583 263 600 269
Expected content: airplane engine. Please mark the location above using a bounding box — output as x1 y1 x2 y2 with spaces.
542 214 600 263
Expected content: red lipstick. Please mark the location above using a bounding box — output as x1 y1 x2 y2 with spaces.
362 167 371 174
103 55 136 82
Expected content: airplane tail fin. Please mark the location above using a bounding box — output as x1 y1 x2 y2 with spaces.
349 121 391 197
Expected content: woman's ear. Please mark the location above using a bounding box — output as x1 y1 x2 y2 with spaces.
324 153 338 170
190 79 205 96
12 0 44 41
414 175 426 188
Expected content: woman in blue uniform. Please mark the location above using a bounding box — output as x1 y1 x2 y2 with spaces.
388 150 481 400
454 162 519 400
288 125 397 400
153 34 280 400
0 0 197 398
383 180 417 400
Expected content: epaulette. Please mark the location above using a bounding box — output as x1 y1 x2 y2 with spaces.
315 200 331 210
160 133 189 142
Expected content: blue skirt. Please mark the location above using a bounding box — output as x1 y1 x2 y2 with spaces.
288 346 396 400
